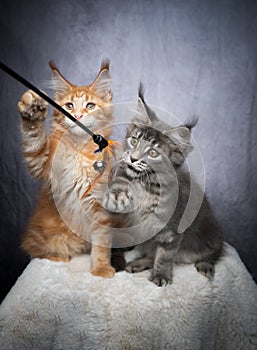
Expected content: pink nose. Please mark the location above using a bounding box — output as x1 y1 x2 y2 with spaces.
74 113 83 120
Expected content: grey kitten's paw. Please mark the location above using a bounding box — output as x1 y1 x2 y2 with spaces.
125 264 146 273
103 185 133 213
125 259 151 273
195 261 215 279
149 273 172 287
18 90 48 121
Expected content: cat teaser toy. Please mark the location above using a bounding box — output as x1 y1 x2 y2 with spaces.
0 62 114 165
0 61 111 173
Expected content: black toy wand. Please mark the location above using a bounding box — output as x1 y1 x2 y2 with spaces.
0 61 109 152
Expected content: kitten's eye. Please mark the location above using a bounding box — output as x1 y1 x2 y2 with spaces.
65 102 74 109
86 102 96 110
148 149 159 158
130 137 139 147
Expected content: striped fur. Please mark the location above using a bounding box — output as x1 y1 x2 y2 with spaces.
18 61 115 278
104 87 223 286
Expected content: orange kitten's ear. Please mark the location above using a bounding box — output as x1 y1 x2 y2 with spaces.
49 61 73 99
90 59 112 101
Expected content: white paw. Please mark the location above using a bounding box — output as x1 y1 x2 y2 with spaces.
149 274 172 287
103 186 133 213
18 90 48 121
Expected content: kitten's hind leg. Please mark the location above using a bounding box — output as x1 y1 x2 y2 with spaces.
195 261 215 279
125 257 154 273
194 245 223 279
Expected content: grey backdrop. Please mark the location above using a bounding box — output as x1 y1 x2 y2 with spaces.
0 0 256 301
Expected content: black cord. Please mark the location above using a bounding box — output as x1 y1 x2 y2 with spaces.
0 61 109 151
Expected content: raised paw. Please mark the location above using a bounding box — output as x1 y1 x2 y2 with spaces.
149 273 172 287
195 261 215 279
91 265 115 278
18 90 48 121
103 185 133 213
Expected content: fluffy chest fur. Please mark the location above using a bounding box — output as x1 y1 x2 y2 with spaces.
49 134 110 239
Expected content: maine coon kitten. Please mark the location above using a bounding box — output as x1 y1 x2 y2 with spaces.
104 85 223 286
18 60 116 278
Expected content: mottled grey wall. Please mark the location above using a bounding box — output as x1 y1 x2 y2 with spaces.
0 0 256 301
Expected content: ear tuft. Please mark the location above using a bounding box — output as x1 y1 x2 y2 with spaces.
183 116 198 131
132 96 151 125
132 82 158 125
138 82 145 103
49 60 58 71
100 58 110 71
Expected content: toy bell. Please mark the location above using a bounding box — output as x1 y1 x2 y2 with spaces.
93 160 106 173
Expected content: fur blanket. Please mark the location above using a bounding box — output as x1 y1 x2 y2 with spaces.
0 243 256 350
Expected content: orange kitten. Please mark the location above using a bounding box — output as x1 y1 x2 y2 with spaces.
18 60 115 278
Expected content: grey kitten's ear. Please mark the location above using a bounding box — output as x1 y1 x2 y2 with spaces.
90 59 112 101
163 117 198 144
49 61 73 99
164 126 191 142
183 116 198 132
132 82 157 125
133 96 152 124
164 126 193 165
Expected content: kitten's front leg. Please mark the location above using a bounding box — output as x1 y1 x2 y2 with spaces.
90 229 115 278
150 234 182 287
18 90 49 179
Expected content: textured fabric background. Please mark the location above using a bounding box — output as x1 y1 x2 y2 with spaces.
0 0 256 302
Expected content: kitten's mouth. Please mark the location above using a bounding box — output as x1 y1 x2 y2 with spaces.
127 161 147 173
122 155 147 173
68 117 94 129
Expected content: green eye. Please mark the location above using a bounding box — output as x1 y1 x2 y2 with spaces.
148 149 158 158
86 102 96 110
130 137 138 146
65 102 74 109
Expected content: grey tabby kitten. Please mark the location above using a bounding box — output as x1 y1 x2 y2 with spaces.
105 86 223 286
